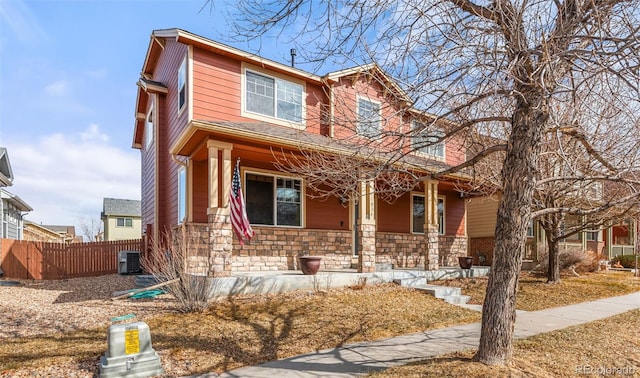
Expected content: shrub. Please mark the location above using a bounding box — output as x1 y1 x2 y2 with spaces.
611 254 639 269
534 247 600 273
141 225 212 313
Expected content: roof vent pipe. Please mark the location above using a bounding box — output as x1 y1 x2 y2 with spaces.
290 48 296 67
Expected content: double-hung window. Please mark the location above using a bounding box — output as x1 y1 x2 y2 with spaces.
245 172 302 227
178 58 186 112
144 102 154 150
357 97 381 137
245 71 303 122
411 195 445 235
117 218 133 227
412 121 445 158
585 230 599 241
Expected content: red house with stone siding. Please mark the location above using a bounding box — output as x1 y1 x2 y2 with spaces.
132 28 471 276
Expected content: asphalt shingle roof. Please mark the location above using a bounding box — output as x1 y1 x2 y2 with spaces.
102 198 141 217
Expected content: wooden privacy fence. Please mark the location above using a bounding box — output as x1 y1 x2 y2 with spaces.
0 239 145 280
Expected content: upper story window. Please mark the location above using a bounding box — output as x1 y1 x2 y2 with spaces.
245 171 302 227
116 217 133 227
144 102 154 150
412 121 445 158
357 97 381 138
245 70 303 123
178 57 187 112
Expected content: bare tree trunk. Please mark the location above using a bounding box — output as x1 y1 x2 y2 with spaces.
546 228 561 284
475 96 547 365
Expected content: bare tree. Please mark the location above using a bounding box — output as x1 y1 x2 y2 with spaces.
77 216 103 242
221 0 640 365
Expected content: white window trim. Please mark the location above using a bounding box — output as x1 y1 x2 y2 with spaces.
177 56 187 114
116 217 134 228
411 120 446 160
585 229 600 242
356 95 382 138
177 166 186 224
244 168 305 228
144 100 154 150
240 63 306 129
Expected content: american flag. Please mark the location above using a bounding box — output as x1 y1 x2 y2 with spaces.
230 159 254 245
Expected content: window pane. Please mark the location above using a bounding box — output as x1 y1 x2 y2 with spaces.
276 79 303 122
437 198 445 234
178 167 186 222
178 59 186 110
412 195 425 233
117 218 124 227
125 218 133 227
246 174 275 225
246 72 275 116
357 98 380 137
413 122 445 158
276 178 301 226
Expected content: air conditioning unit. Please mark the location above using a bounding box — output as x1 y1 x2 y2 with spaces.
118 250 142 275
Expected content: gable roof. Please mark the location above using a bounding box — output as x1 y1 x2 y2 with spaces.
0 147 14 187
102 198 141 217
324 63 413 105
41 224 76 237
0 188 32 212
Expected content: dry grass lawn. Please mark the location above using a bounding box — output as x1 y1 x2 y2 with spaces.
1 271 638 377
370 309 640 378
432 270 640 311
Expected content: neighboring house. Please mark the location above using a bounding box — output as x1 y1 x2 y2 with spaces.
467 195 634 265
1 189 32 240
132 29 471 276
0 148 32 240
23 222 80 243
0 148 13 187
101 198 142 241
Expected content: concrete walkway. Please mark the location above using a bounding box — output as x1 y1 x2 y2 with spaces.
211 292 640 377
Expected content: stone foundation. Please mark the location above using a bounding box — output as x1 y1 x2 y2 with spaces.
232 227 353 272
375 232 425 268
438 236 468 267
183 222 469 274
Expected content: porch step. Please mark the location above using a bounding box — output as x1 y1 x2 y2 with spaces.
393 277 427 287
395 280 471 305
413 284 461 298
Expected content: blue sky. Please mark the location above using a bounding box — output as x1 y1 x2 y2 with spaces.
0 0 306 235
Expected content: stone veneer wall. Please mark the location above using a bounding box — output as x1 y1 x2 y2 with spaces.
184 223 469 273
181 223 215 276
438 235 468 267
231 227 354 272
375 232 425 268
375 232 468 268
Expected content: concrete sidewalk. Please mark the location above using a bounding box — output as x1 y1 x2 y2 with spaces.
213 292 640 378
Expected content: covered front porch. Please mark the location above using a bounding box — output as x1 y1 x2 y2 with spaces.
171 121 470 277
